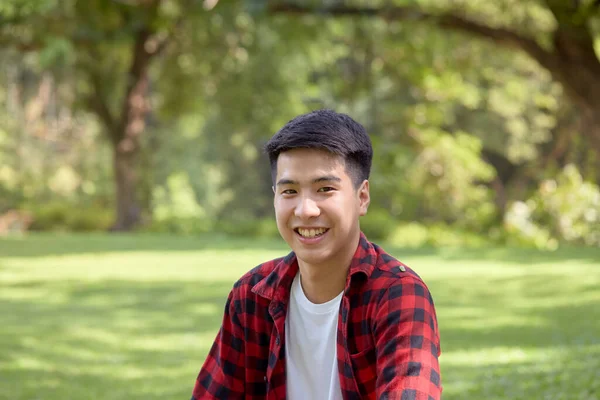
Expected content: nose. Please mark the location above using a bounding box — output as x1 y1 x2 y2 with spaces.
294 196 320 219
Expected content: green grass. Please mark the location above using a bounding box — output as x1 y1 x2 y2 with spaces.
1 233 599 399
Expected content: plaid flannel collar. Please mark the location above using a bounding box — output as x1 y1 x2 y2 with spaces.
251 232 376 302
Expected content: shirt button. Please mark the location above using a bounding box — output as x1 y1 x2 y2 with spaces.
275 336 280 345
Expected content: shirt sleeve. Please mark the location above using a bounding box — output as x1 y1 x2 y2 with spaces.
192 289 246 399
374 276 442 400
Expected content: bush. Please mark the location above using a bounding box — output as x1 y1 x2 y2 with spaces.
68 209 113 232
26 202 113 232
144 215 280 238
409 130 497 229
426 223 492 247
360 208 397 241
144 216 213 235
214 217 280 238
504 164 600 248
387 222 429 248
387 222 492 248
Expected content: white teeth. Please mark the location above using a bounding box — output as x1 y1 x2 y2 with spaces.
298 228 327 238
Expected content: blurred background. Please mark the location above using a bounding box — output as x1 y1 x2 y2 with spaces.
0 0 598 247
0 1 599 399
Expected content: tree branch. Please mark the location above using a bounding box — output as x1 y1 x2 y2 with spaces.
269 3 560 74
116 27 153 141
434 13 558 71
151 0 199 56
116 0 162 145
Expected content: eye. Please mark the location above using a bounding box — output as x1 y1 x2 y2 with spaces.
281 189 296 195
318 187 335 193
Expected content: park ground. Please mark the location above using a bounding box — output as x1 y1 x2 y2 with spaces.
0 234 599 399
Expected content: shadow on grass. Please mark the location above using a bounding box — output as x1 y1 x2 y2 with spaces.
430 271 600 400
1 234 599 399
441 352 600 400
0 279 231 399
431 270 600 345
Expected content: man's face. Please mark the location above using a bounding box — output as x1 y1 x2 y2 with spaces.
273 148 370 269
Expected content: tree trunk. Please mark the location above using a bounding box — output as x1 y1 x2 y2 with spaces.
112 144 140 231
105 27 155 231
109 68 150 231
548 24 600 151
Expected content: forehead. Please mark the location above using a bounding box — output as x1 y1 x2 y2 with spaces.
276 148 348 179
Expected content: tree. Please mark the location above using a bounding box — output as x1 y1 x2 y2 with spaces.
268 0 600 152
1 0 223 230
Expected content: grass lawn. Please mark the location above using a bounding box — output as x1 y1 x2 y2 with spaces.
1 233 599 399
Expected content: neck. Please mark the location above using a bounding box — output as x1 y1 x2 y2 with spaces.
297 233 360 304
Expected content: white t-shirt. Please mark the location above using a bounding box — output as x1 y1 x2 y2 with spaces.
285 272 344 400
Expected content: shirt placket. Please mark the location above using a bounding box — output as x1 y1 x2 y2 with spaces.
266 300 287 400
339 282 367 400
338 294 358 400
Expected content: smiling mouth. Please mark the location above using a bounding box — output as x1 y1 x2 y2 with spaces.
295 228 329 238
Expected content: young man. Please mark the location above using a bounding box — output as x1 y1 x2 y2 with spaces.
192 110 442 400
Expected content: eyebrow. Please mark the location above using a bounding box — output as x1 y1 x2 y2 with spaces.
275 175 342 187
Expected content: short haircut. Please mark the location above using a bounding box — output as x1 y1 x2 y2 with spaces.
264 109 373 188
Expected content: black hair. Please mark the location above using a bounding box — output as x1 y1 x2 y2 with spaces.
264 109 373 188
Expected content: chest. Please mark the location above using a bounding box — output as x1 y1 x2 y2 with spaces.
241 294 378 399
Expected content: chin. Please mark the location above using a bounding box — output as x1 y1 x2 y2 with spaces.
293 249 331 266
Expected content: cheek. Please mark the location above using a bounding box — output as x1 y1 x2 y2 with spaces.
343 195 361 212
274 211 288 235
274 207 284 224
274 201 291 222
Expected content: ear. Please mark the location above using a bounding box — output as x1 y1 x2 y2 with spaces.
272 186 275 194
358 180 370 216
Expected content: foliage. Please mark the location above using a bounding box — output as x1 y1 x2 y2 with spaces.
0 50 113 212
505 164 600 248
24 202 113 232
409 129 497 228
214 217 280 238
386 222 493 248
359 207 397 241
145 216 211 235
0 0 599 245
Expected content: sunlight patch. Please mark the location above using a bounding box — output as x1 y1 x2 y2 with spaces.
14 356 53 371
443 346 557 367
191 302 220 316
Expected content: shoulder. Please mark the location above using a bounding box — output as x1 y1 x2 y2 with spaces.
227 254 292 301
218 257 283 318
229 256 282 291
368 243 439 333
369 241 420 280
369 242 433 296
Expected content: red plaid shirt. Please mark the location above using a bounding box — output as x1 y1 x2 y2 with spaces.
192 233 441 399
